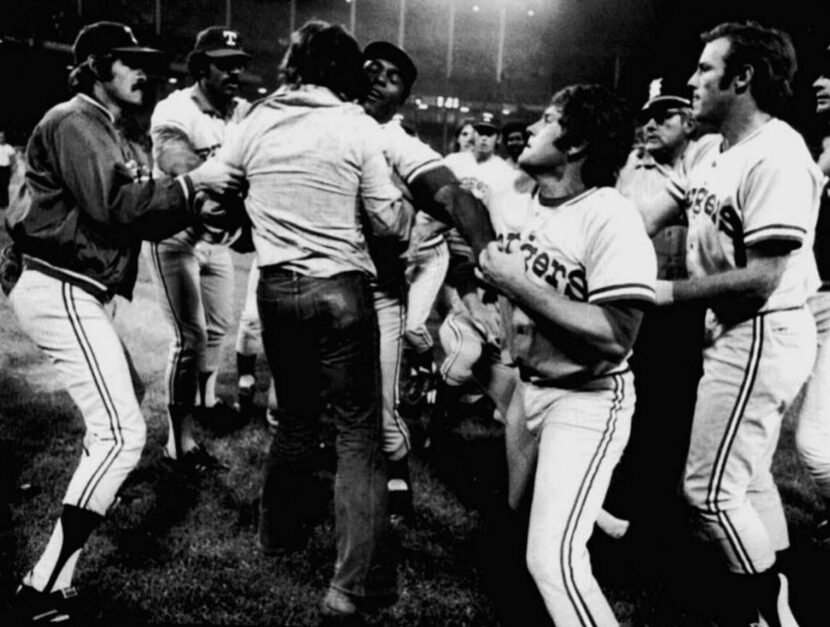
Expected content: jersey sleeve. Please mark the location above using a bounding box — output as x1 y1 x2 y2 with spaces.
384 123 445 186
585 194 656 304
359 119 407 239
740 152 819 249
150 92 189 135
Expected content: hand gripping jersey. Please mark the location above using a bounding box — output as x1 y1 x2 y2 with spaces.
667 120 823 313
508 187 656 386
151 86 250 248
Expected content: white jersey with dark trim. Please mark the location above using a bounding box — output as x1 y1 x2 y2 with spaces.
507 187 656 385
381 120 444 187
668 119 822 310
151 86 250 248
380 120 447 249
151 86 250 170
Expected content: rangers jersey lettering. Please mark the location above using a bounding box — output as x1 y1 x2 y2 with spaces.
508 187 656 385
667 120 823 311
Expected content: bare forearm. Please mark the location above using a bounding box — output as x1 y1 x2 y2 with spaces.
152 127 202 176
507 277 641 362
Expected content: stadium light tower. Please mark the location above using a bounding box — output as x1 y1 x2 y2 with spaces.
398 0 406 48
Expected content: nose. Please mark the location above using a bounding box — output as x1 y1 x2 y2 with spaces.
643 118 658 131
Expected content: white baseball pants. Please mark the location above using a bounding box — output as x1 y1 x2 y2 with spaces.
143 240 234 406
374 284 410 458
404 240 449 354
684 308 815 574
795 292 830 499
236 261 262 357
10 269 146 516
522 372 633 627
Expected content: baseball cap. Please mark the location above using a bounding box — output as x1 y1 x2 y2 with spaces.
639 77 691 120
192 26 251 59
363 41 417 92
473 111 500 133
73 21 163 67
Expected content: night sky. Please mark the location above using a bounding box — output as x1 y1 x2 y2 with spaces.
2 0 828 150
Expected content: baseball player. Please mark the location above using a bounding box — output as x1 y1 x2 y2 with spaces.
143 26 252 471
233 262 279 427
477 84 655 627
435 112 532 431
640 22 821 625
361 41 495 517
794 44 830 547
606 84 705 538
5 21 242 621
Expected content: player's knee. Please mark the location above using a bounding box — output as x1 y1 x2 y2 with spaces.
122 415 147 453
794 421 824 470
526 542 564 591
682 478 708 510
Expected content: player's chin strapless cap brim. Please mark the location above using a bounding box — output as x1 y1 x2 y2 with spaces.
117 48 167 74
202 49 252 59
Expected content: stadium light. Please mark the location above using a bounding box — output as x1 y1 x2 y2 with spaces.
168 77 178 84
257 87 268 94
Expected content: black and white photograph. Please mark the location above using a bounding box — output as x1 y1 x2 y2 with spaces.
1 1 829 625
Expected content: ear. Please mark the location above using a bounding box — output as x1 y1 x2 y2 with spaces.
732 63 753 95
566 142 588 160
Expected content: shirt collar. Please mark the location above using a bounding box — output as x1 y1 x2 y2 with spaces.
189 83 238 119
77 93 116 124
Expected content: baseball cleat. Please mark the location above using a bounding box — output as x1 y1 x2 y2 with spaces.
595 509 630 540
165 446 229 474
195 401 247 433
7 584 77 624
761 573 798 627
320 587 357 619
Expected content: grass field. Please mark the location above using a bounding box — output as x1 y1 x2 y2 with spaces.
0 170 828 625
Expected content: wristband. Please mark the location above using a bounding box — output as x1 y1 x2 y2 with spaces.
655 280 675 306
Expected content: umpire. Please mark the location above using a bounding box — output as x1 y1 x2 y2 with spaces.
5 21 242 623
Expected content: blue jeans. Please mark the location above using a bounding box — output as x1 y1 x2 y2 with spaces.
257 268 394 598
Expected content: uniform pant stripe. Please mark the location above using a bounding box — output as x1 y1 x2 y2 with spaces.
559 374 624 626
705 315 764 574
439 312 465 382
390 299 411 452
62 284 124 510
149 243 185 405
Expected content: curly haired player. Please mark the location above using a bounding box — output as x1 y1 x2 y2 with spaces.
478 84 655 627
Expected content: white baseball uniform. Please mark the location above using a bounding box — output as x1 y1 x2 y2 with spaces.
665 120 822 574
795 178 830 501
143 85 250 419
508 187 655 627
372 119 449 457
439 150 533 418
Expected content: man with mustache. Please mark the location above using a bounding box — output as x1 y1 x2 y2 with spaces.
144 26 252 472
4 21 243 622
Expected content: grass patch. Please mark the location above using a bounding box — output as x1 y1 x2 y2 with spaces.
0 170 827 624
